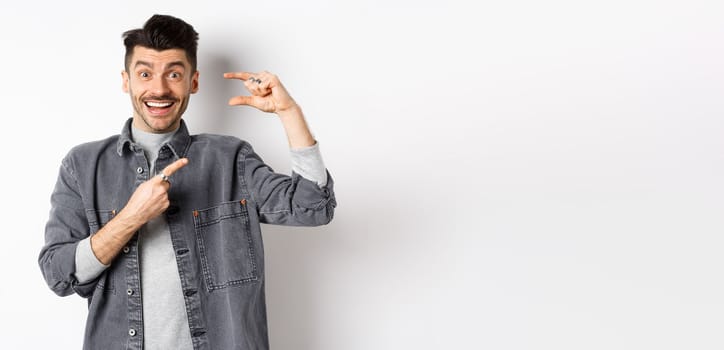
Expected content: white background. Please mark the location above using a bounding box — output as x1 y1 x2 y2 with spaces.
1 1 723 349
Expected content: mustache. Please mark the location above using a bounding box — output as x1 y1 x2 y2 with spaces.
143 95 178 102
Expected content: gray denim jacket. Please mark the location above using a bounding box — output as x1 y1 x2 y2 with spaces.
39 119 336 349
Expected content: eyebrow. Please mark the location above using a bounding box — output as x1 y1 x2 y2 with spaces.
134 60 187 71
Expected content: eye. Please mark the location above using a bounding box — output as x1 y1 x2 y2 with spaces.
139 72 150 78
169 72 182 79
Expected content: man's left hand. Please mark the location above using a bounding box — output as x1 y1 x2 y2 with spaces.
224 71 298 114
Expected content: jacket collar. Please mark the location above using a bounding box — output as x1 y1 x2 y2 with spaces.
116 118 191 158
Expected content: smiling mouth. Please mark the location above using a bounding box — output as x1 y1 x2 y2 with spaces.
144 101 175 108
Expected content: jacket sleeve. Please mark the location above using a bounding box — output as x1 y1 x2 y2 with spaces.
240 142 337 226
38 156 98 297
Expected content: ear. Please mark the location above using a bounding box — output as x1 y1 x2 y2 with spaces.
121 70 129 93
191 70 200 94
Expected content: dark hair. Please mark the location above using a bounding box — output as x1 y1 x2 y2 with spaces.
122 14 199 72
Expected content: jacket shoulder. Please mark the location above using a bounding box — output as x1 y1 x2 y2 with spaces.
191 133 254 154
62 135 120 168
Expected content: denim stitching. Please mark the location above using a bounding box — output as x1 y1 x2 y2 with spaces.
193 201 258 291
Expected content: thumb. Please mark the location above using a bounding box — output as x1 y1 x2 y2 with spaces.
228 95 259 107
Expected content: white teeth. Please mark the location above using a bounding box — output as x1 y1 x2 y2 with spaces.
145 101 173 108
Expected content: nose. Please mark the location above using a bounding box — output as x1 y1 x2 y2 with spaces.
150 75 170 96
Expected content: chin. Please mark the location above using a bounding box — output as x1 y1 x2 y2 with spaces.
143 116 179 133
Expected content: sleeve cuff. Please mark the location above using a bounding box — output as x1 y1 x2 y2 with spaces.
290 142 328 187
74 236 110 284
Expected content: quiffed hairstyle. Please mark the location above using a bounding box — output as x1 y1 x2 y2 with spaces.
122 14 199 72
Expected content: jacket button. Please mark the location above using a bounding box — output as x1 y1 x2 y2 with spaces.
126 289 134 296
166 205 179 215
136 167 144 174
122 246 130 254
129 328 136 336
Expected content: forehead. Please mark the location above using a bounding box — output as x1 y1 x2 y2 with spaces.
130 47 190 69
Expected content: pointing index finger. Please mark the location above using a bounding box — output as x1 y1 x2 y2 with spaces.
161 158 189 177
223 71 253 81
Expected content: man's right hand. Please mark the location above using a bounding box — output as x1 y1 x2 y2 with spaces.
118 158 189 227
90 158 188 265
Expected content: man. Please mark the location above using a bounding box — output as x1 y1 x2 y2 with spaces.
38 14 336 350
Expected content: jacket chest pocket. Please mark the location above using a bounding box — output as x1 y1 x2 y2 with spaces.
193 199 259 291
86 209 117 234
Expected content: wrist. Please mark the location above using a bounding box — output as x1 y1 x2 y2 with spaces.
113 209 145 234
274 103 315 148
277 104 302 119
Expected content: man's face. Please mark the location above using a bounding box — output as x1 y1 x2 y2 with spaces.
122 46 199 133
